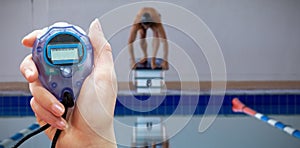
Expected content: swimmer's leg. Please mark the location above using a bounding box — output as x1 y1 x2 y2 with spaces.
139 29 148 64
151 32 160 69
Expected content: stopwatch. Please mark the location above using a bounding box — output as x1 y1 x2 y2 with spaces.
32 22 93 102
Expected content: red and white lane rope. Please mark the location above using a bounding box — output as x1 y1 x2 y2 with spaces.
232 98 300 140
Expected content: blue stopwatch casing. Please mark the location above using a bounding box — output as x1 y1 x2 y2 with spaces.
32 22 93 102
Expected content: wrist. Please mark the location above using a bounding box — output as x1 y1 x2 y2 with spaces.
83 124 116 147
57 126 116 148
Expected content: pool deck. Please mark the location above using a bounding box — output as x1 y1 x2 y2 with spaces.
1 81 300 93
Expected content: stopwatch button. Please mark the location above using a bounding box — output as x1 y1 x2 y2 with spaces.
37 46 42 52
51 82 57 89
76 81 81 87
60 67 72 78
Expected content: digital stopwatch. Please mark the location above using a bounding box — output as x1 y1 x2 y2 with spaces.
32 22 93 102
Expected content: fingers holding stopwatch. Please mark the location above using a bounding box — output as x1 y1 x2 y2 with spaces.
20 29 44 82
20 54 38 83
30 97 67 130
21 29 67 129
20 53 67 129
29 81 67 130
22 29 44 48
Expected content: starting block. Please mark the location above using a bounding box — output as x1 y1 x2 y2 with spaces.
132 117 169 147
132 58 166 94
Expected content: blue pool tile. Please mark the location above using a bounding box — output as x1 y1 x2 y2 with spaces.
295 95 300 105
8 96 19 106
263 95 273 105
222 95 231 106
19 96 30 105
253 95 265 105
278 95 288 105
195 106 205 114
198 95 209 106
1 92 300 116
287 95 296 105
246 95 256 105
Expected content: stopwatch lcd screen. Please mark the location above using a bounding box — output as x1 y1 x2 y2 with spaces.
51 48 79 64
47 43 82 65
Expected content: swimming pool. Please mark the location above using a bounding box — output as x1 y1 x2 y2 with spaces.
1 89 300 148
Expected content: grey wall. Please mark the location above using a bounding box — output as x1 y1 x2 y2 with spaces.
1 0 300 82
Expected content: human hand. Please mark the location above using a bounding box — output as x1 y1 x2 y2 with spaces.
20 19 117 147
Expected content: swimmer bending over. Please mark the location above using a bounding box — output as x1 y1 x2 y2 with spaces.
128 7 169 70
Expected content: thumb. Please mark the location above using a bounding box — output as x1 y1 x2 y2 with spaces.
88 19 115 82
88 19 112 65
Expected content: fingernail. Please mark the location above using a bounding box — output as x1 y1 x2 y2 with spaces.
25 69 33 78
94 18 103 31
56 120 68 130
52 104 64 115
